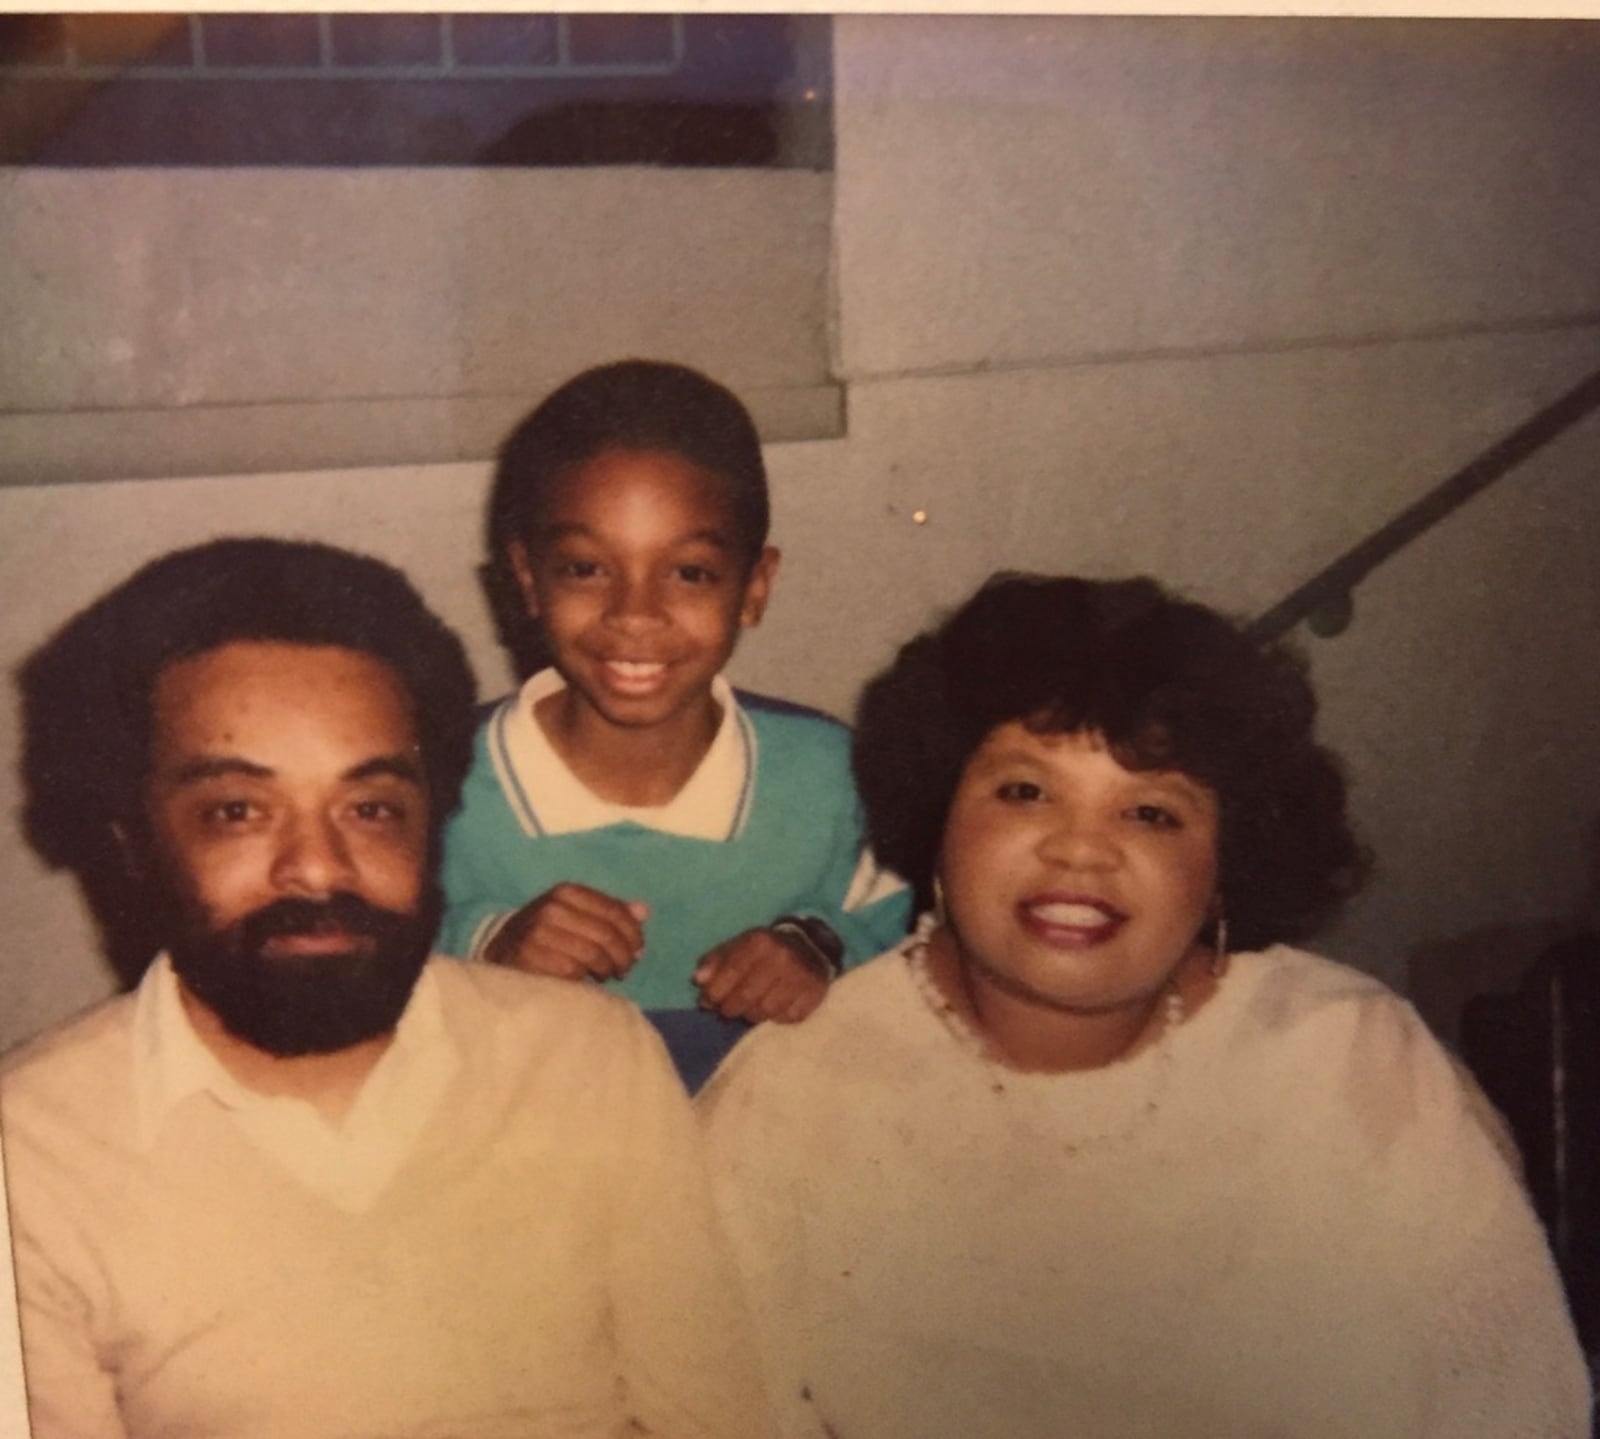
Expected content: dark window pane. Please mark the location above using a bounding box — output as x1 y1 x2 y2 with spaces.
0 12 832 169
450 15 559 68
199 15 320 69
0 14 69 66
70 14 189 68
330 15 441 69
566 15 676 68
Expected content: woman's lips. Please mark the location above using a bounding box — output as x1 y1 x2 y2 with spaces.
1017 895 1126 946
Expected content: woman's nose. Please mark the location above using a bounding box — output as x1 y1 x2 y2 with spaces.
269 813 356 896
1037 813 1118 868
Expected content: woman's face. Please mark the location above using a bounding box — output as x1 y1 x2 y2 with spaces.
938 723 1220 1020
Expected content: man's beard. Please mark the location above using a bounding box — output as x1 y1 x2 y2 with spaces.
166 888 440 1058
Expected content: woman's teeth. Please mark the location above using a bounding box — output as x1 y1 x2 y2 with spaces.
1030 901 1117 926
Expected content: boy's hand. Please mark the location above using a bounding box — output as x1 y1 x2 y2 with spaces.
693 929 830 1024
485 884 649 982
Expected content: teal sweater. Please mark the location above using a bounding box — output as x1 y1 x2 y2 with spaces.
439 691 911 1011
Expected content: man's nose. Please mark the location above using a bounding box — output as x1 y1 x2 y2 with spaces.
269 813 356 896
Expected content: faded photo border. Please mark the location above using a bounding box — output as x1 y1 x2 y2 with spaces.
1 0 1594 1434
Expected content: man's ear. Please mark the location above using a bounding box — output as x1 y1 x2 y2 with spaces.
507 539 540 620
739 547 781 629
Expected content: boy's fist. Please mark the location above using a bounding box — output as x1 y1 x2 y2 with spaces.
693 928 830 1024
485 883 648 982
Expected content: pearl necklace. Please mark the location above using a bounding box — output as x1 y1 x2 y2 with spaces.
903 921 1185 1157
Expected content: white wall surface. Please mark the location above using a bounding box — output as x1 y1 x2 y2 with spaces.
0 167 837 484
4 15 1599 1053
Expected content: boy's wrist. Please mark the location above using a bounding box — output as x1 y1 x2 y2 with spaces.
768 915 844 980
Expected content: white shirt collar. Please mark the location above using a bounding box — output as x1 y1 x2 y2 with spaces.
489 668 756 842
132 954 458 1212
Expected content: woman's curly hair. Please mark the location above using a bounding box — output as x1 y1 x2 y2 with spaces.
853 574 1368 954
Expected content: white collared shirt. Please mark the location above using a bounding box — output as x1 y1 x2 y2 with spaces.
132 955 458 1213
490 668 756 841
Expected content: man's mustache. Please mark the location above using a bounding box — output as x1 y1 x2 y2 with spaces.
232 893 408 949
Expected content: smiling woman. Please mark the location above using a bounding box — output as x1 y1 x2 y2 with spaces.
698 572 1591 1439
933 725 1220 1071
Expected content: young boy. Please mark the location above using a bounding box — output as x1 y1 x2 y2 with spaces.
440 360 910 1089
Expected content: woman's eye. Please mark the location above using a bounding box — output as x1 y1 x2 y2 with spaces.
1129 803 1179 828
996 780 1045 803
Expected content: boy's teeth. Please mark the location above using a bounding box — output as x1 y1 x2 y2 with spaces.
609 661 664 676
1032 902 1113 926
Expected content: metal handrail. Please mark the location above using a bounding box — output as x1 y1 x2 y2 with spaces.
1249 363 1600 643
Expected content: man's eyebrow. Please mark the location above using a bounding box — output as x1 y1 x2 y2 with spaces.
345 754 425 786
165 754 424 786
168 756 272 786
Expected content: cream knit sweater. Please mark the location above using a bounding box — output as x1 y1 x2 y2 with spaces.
700 941 1589 1439
3 959 773 1439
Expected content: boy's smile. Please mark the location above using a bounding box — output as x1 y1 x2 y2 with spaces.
511 446 778 779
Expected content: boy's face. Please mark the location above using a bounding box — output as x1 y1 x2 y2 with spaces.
510 446 778 734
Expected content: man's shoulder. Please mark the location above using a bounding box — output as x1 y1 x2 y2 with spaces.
426 958 660 1057
1 992 138 1122
426 960 688 1114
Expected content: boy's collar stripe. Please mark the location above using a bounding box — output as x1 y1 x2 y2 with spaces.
490 697 545 837
725 705 757 841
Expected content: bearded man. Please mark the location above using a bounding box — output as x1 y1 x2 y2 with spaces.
2 538 771 1439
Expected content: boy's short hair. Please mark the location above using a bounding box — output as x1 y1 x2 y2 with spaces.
483 360 770 671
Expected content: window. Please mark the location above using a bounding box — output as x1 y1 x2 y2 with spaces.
0 14 831 167
0 14 839 487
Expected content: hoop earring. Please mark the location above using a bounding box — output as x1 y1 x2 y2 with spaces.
1209 905 1230 978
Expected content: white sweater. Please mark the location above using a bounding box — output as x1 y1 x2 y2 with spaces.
699 941 1589 1439
2 959 774 1439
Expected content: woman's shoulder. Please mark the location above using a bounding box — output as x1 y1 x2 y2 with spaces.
1229 945 1426 1042
699 945 928 1112
1219 946 1501 1160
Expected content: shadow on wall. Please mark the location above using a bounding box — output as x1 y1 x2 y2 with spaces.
1408 815 1600 1048
1409 917 1575 1051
